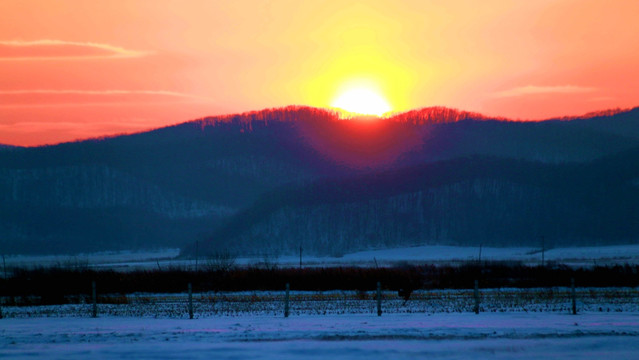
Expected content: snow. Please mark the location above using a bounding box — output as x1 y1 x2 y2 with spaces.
5 287 639 318
2 249 181 269
4 244 639 271
339 245 534 263
3 287 639 358
320 244 639 267
2 313 639 359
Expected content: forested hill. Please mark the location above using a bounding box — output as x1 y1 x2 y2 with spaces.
187 147 639 256
1 106 639 254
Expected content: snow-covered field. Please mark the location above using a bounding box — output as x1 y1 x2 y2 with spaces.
4 288 639 318
5 244 639 271
2 312 639 359
3 287 639 359
4 245 639 358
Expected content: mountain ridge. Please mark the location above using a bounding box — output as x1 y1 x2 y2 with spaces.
11 105 638 149
1 105 639 254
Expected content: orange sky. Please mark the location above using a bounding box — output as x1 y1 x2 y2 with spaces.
1 0 638 146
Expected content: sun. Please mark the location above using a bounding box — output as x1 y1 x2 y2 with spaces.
331 87 392 117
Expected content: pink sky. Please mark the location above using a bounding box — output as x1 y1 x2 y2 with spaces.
1 0 638 146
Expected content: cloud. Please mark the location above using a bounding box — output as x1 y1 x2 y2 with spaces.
0 119 161 134
0 89 211 107
589 96 616 102
492 85 597 98
0 39 150 60
0 89 198 97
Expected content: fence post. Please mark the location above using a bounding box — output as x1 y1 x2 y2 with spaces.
571 278 577 315
0 257 3 317
188 283 193 319
284 283 290 318
376 282 382 316
473 280 480 314
91 281 97 318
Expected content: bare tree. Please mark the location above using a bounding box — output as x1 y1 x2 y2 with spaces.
203 250 237 272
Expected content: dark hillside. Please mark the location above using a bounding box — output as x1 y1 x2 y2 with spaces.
190 149 639 256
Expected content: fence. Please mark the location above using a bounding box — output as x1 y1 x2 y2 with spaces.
3 278 638 319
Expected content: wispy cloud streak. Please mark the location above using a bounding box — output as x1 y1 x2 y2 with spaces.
0 89 196 97
0 39 150 60
0 89 212 108
493 85 597 98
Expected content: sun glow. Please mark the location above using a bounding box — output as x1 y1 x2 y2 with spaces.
331 87 392 117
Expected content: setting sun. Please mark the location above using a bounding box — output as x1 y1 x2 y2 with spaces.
331 87 392 116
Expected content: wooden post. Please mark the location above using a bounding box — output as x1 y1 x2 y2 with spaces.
376 282 382 316
91 281 97 318
0 255 4 319
284 283 290 318
473 280 480 314
571 278 577 315
188 283 193 319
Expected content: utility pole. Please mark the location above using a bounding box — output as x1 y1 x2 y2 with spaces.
541 236 545 267
195 240 199 272
299 245 303 269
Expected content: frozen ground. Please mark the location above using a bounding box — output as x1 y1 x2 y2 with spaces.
5 244 639 271
2 313 639 359
339 244 639 266
4 288 639 318
3 288 638 359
